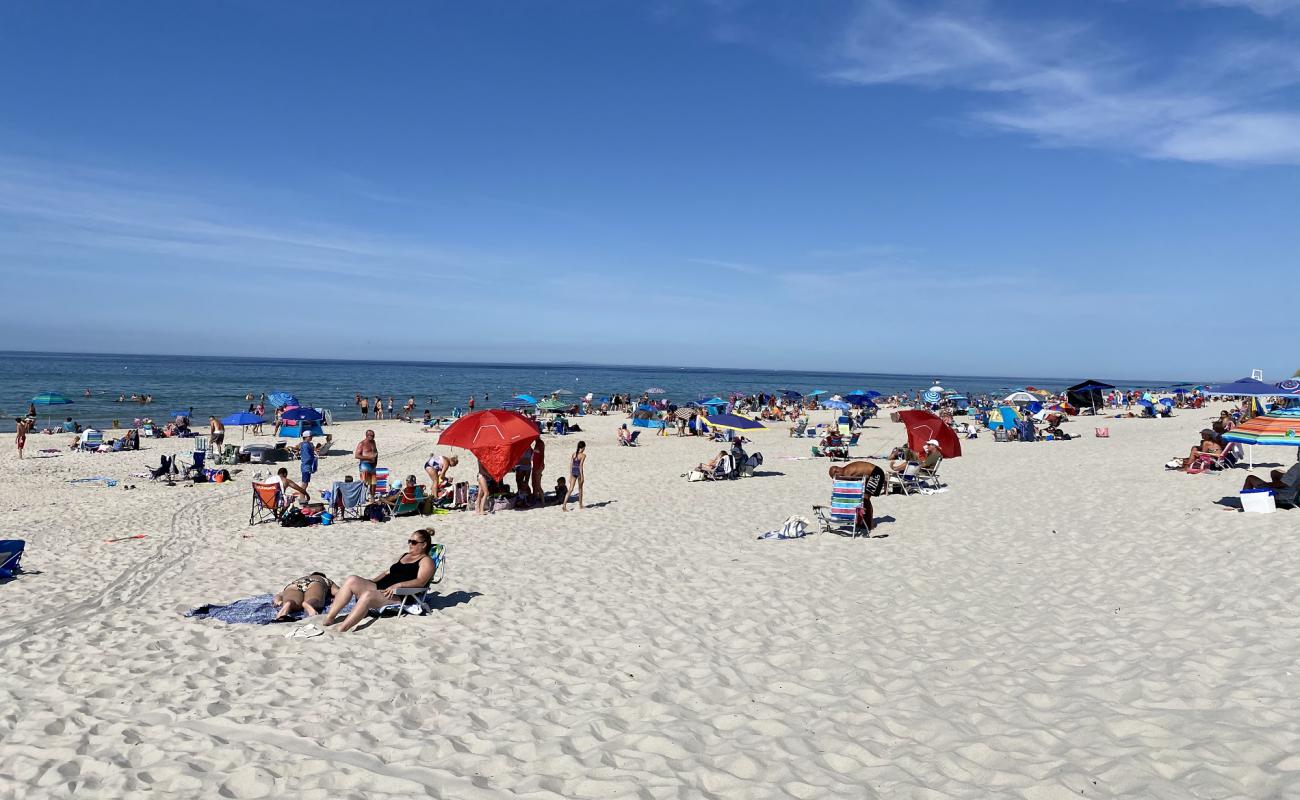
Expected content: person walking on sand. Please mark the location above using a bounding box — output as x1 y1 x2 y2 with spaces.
530 438 545 503
209 415 225 452
15 417 30 459
562 440 586 511
475 462 491 515
354 429 379 495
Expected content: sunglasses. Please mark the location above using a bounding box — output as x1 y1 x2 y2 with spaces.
407 539 426 545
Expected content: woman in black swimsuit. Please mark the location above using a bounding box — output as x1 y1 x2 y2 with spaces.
317 528 437 633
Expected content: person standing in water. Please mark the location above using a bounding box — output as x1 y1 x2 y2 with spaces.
562 440 586 511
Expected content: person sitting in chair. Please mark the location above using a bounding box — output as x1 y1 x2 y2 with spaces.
890 440 942 474
1241 462 1300 508
1176 429 1222 472
313 528 437 633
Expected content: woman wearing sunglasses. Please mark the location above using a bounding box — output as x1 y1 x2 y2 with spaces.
316 528 437 633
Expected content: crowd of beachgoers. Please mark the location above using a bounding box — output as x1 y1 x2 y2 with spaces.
5 375 1300 797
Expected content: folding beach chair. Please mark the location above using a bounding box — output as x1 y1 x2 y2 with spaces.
148 454 175 482
373 467 391 496
391 486 427 517
384 543 448 616
192 436 209 455
889 457 944 495
812 478 868 537
0 539 24 580
216 444 241 465
80 430 104 451
704 453 734 480
250 482 282 525
329 480 369 521
1187 443 1242 474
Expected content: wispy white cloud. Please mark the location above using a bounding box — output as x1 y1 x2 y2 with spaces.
1197 0 1300 16
686 257 764 274
0 157 493 282
716 0 1300 166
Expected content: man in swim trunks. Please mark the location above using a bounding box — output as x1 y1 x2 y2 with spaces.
354 429 379 495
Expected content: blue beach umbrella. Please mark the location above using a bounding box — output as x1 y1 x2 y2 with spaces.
500 399 530 410
781 390 803 400
29 392 73 426
221 411 263 426
863 391 882 398
280 407 323 422
822 400 851 410
267 392 299 409
807 390 828 397
514 394 539 405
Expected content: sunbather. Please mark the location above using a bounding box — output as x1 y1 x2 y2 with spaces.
315 528 437 633
273 572 338 620
1176 429 1222 472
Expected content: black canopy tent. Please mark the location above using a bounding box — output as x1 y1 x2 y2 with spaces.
1066 379 1116 414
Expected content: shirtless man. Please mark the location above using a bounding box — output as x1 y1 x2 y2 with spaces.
828 460 887 531
354 429 379 495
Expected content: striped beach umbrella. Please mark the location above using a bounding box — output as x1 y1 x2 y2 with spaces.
1223 409 1300 468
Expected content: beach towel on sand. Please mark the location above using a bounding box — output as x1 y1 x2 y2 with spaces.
185 593 356 625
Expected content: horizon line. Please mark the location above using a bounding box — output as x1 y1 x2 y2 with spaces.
0 348 1203 387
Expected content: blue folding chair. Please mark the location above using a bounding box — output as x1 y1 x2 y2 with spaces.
0 540 25 579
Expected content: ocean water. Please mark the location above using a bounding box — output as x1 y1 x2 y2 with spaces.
0 351 1167 432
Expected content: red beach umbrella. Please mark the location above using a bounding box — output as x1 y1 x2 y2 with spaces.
438 410 540 480
891 409 962 459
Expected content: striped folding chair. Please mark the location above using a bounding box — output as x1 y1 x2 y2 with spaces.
373 467 391 496
812 478 867 537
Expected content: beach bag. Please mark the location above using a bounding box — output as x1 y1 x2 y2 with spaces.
280 508 312 528
365 503 389 523
452 481 469 508
687 470 706 482
1095 427 1109 438
757 516 810 540
491 496 512 512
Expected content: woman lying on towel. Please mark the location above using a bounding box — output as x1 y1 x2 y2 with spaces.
273 572 338 620
315 528 437 633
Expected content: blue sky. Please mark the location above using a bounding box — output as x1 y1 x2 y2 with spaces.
0 0 1296 381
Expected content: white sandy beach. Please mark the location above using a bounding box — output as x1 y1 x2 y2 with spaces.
2 406 1299 799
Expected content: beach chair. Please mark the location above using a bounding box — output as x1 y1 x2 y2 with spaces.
192 436 209 455
812 478 868 537
391 486 427 517
80 430 104 451
148 454 175 482
141 424 155 438
704 454 733 481
330 480 369 521
0 539 24 580
178 447 206 480
847 432 861 447
739 452 763 478
250 482 282 525
889 457 944 495
1187 443 1242 474
383 543 448 616
216 444 241 465
789 419 807 437
373 467 391 496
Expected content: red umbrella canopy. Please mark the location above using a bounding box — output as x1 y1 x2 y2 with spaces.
891 409 962 459
438 410 540 480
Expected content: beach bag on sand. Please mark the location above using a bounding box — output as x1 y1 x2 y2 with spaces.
687 470 706 482
757 516 810 540
280 508 314 528
1095 427 1109 438
452 481 469 508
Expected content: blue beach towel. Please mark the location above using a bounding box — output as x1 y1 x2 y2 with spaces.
185 593 357 625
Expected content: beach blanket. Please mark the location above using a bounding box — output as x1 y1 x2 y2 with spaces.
185 593 356 625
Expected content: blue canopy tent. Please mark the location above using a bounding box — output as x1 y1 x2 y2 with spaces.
1066 379 1116 414
278 406 324 438
698 397 727 414
1204 378 1281 397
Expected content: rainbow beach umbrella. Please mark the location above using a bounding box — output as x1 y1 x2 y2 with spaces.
1223 409 1300 468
